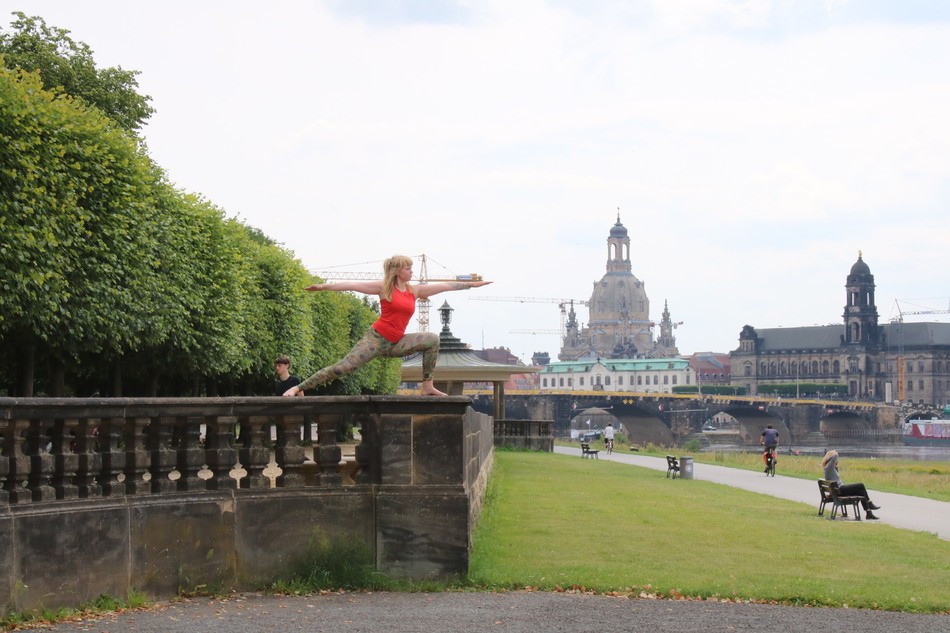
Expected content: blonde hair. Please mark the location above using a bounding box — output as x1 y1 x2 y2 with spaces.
381 255 414 301
821 449 838 468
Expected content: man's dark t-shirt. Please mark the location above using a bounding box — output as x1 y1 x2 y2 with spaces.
761 428 779 446
276 375 301 396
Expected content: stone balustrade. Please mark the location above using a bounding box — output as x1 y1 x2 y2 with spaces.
494 418 554 452
0 396 494 613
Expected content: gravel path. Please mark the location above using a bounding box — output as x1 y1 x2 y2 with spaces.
37 591 949 633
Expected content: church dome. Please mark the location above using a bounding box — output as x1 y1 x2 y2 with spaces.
589 274 650 326
609 219 628 238
850 254 870 276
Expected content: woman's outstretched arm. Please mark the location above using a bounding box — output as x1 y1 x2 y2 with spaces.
306 281 384 294
414 279 492 299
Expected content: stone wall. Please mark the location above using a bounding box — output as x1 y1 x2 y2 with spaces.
0 396 493 613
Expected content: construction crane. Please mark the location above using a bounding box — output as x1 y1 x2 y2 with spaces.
890 299 950 402
312 254 481 332
471 296 591 339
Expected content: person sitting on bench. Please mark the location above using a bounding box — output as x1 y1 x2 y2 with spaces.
821 449 882 520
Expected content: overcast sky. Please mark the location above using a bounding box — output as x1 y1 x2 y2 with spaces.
9 1 950 364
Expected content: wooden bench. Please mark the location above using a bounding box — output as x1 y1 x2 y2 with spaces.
817 479 863 521
666 455 680 478
581 442 599 459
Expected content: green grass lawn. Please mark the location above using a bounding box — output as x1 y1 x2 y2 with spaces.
469 450 950 613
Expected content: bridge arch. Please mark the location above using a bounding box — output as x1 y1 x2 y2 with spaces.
715 406 789 446
580 402 674 445
820 411 872 435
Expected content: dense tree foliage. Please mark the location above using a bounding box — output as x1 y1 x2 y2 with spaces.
0 12 154 131
0 20 401 396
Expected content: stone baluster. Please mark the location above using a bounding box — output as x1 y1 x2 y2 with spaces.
148 417 178 494
237 415 271 489
4 418 32 504
0 420 10 505
175 416 206 492
204 415 237 490
98 416 126 496
353 411 377 485
124 417 152 495
26 419 56 502
74 417 103 498
50 417 80 500
313 413 342 486
274 415 306 488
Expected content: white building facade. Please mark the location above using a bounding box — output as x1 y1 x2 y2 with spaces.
539 358 693 393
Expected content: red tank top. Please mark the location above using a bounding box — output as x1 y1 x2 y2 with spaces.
372 287 416 342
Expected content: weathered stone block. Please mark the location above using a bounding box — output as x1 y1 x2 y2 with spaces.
380 414 413 485
234 490 375 583
376 487 469 579
13 500 129 611
130 494 237 597
0 510 12 610
413 415 463 485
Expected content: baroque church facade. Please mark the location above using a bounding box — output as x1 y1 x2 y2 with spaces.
730 254 950 406
558 215 680 361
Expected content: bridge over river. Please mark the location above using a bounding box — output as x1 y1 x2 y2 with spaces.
471 391 908 449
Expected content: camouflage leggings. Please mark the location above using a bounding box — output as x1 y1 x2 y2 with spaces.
298 327 439 391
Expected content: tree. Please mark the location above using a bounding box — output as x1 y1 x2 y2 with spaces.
0 64 159 394
0 12 154 131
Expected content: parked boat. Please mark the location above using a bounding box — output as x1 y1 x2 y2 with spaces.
902 412 950 446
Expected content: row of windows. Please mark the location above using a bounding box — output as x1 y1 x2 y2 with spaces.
757 360 838 377
542 374 681 388
753 358 950 377
908 380 950 392
906 360 950 373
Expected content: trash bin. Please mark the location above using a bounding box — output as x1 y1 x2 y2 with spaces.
679 456 694 480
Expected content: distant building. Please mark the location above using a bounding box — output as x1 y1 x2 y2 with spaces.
539 357 692 393
729 253 950 405
558 214 680 361
472 346 539 390
475 347 521 365
688 352 732 388
531 351 551 367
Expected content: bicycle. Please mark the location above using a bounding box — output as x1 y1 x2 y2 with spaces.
763 446 777 477
604 437 614 455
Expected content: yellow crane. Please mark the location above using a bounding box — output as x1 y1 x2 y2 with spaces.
312 254 481 332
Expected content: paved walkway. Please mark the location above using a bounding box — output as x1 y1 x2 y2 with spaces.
553 446 950 541
35 590 950 633
30 449 950 633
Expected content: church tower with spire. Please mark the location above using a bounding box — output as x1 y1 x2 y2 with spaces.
843 251 879 346
558 213 678 360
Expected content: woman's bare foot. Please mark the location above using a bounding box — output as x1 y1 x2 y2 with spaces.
420 380 447 396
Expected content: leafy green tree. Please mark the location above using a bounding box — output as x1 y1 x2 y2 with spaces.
0 64 158 394
217 223 315 395
0 12 153 131
121 192 253 395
